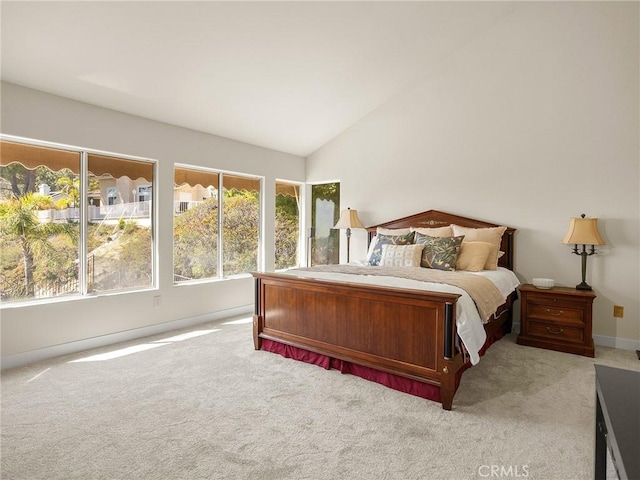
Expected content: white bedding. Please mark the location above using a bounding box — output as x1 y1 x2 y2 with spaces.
280 267 520 366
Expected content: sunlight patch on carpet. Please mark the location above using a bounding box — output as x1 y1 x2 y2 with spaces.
27 367 51 383
68 329 221 363
222 317 252 325
153 329 219 343
69 343 168 362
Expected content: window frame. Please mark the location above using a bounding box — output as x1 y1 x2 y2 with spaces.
309 181 340 267
274 179 303 271
173 163 263 284
0 134 158 306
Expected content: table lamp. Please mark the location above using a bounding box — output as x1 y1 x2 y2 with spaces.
562 214 605 291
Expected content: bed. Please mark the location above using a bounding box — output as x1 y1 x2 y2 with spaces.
252 210 518 410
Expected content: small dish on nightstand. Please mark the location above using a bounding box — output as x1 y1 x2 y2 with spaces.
532 278 555 289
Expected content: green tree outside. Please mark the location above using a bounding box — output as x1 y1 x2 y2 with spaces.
0 192 78 299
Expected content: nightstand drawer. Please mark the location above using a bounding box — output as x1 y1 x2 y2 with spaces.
527 304 584 324
526 294 587 310
527 320 584 343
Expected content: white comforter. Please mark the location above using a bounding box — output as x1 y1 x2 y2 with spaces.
280 267 520 365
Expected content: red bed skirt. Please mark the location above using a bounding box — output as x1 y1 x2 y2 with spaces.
261 324 507 404
261 339 442 402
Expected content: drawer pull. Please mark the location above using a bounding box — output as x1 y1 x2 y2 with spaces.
546 326 564 335
545 308 564 316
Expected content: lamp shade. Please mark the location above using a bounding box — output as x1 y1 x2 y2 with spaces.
562 216 605 246
333 208 364 229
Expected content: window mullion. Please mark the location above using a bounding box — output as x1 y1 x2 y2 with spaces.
79 151 88 295
218 173 224 279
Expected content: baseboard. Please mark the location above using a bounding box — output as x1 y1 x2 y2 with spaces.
593 334 640 352
1 305 253 371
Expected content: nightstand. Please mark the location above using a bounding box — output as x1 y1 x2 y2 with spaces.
517 284 595 357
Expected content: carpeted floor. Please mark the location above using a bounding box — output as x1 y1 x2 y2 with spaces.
2 315 638 480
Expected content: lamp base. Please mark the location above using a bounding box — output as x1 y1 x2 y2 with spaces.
576 281 592 291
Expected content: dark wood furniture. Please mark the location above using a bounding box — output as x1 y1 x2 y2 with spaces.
253 210 517 410
595 365 640 480
517 284 595 357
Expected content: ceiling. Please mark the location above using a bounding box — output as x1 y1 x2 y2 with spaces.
1 1 519 157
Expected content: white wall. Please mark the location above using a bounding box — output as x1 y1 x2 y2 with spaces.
307 3 640 346
1 82 305 362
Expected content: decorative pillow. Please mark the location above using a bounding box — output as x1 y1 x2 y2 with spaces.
410 226 453 237
450 225 507 270
414 233 464 271
366 232 415 266
377 227 411 236
456 241 495 272
379 244 423 267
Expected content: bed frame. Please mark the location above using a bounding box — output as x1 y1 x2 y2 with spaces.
253 210 516 410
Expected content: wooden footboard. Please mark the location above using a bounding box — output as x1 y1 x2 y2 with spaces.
253 272 464 410
253 209 517 410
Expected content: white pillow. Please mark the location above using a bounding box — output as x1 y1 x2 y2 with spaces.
379 244 423 267
377 227 411 236
410 226 453 237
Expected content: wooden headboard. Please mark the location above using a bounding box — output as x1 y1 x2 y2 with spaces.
366 209 516 270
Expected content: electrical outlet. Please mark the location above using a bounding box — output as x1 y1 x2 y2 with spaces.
613 305 624 318
153 295 161 307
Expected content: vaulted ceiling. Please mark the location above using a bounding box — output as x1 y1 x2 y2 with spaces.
1 1 519 157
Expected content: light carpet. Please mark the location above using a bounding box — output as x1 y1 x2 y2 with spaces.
2 316 638 480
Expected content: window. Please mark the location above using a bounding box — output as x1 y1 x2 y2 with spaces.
0 141 80 301
0 138 156 303
310 182 340 266
222 174 260 276
173 166 261 282
173 167 219 282
275 181 301 270
107 188 117 206
87 154 154 294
